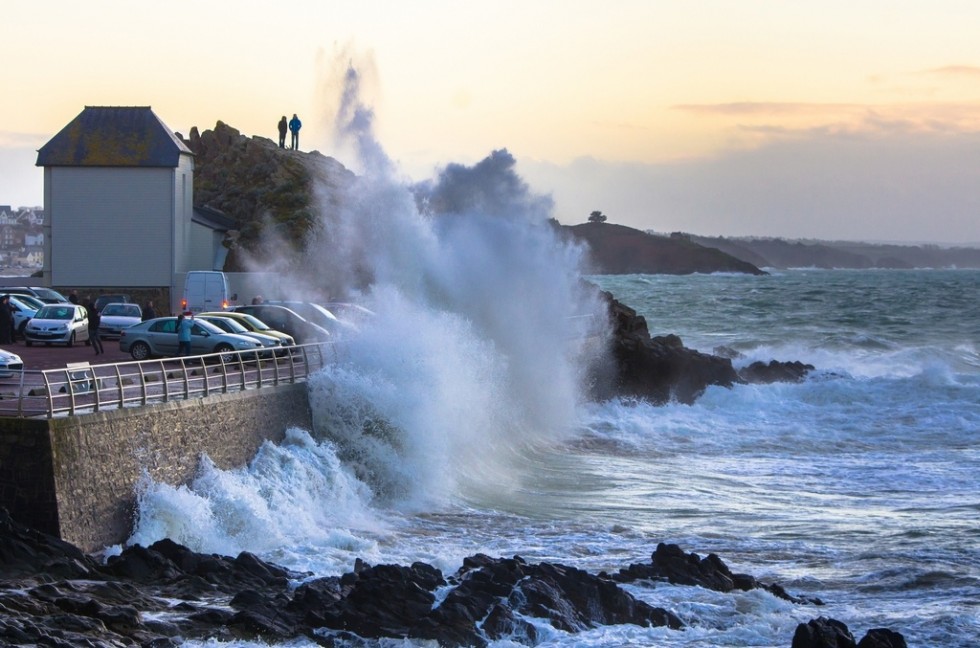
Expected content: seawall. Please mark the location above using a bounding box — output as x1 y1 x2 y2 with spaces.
0 383 311 552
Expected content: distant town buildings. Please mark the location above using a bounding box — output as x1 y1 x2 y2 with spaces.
0 205 44 273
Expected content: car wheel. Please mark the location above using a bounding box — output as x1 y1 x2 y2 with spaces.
66 332 75 348
214 343 236 363
17 322 27 338
130 341 151 361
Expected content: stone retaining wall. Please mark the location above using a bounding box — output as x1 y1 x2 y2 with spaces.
0 383 311 552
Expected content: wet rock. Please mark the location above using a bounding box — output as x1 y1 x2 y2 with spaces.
0 508 910 648
857 628 908 648
612 542 823 605
739 359 815 384
792 616 856 647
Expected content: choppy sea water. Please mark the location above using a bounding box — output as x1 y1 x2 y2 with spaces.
126 268 979 647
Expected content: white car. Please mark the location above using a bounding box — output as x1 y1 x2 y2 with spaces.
98 302 143 339
0 348 23 378
24 303 90 347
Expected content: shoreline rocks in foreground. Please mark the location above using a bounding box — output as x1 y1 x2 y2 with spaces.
0 510 905 647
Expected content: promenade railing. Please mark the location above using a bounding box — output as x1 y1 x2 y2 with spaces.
0 343 337 419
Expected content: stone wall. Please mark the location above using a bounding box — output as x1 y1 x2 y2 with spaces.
0 383 311 552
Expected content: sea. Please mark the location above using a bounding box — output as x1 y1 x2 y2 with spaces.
122 266 980 648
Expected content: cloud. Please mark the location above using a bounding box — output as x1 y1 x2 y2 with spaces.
519 128 980 245
919 65 980 77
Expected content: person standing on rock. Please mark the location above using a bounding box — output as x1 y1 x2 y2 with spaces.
277 116 288 148
288 113 302 150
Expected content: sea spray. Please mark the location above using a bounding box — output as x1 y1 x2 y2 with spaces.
127 60 610 552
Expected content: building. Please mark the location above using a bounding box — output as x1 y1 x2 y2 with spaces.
35 106 229 306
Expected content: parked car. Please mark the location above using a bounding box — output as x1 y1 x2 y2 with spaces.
119 316 263 361
94 294 131 312
98 303 143 339
197 315 284 356
7 295 40 339
198 311 296 347
24 303 90 347
2 286 71 304
0 348 23 378
229 304 331 344
265 300 359 336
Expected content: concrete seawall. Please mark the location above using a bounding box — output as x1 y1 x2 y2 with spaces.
0 383 311 552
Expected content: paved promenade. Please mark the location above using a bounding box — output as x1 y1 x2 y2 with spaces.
1 339 132 373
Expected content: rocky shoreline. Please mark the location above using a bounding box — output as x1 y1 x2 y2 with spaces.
0 510 906 647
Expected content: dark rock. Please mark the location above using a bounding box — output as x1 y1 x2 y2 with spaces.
599 293 740 404
857 628 908 648
792 616 856 648
612 543 823 605
0 508 910 647
739 359 815 384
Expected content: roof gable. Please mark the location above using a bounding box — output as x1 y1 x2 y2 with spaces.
36 106 193 168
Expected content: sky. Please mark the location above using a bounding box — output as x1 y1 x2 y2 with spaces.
3 0 980 244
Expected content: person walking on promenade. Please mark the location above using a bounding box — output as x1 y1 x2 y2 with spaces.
288 113 302 150
177 311 194 356
277 115 288 148
86 301 104 355
142 300 156 321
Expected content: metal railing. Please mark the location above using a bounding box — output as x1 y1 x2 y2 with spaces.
0 343 337 419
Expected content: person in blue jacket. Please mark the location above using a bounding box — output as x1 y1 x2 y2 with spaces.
288 113 302 150
177 311 194 356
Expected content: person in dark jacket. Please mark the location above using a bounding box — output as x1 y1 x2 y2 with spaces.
288 113 301 150
142 300 156 321
277 116 288 148
86 302 104 355
0 295 12 344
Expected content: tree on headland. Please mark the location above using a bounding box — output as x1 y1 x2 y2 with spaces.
588 210 607 223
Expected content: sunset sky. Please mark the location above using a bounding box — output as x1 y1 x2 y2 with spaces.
3 1 980 243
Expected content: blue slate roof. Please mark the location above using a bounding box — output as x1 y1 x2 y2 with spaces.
36 106 193 168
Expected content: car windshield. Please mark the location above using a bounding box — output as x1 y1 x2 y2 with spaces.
33 288 68 302
103 304 140 317
8 296 38 312
205 317 247 333
237 313 271 331
36 306 74 320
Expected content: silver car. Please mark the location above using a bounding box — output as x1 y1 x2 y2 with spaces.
118 316 263 361
99 302 143 339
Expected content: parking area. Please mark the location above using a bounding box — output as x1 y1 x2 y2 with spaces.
1 339 131 372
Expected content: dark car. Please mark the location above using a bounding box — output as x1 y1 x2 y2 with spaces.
228 304 331 344
2 286 70 304
264 300 358 336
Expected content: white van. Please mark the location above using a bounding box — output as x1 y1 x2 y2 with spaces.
181 271 233 314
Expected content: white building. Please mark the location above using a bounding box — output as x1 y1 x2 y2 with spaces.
35 106 229 299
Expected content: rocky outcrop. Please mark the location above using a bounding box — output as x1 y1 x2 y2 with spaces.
182 121 356 272
564 222 767 275
598 290 815 403
611 543 824 606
